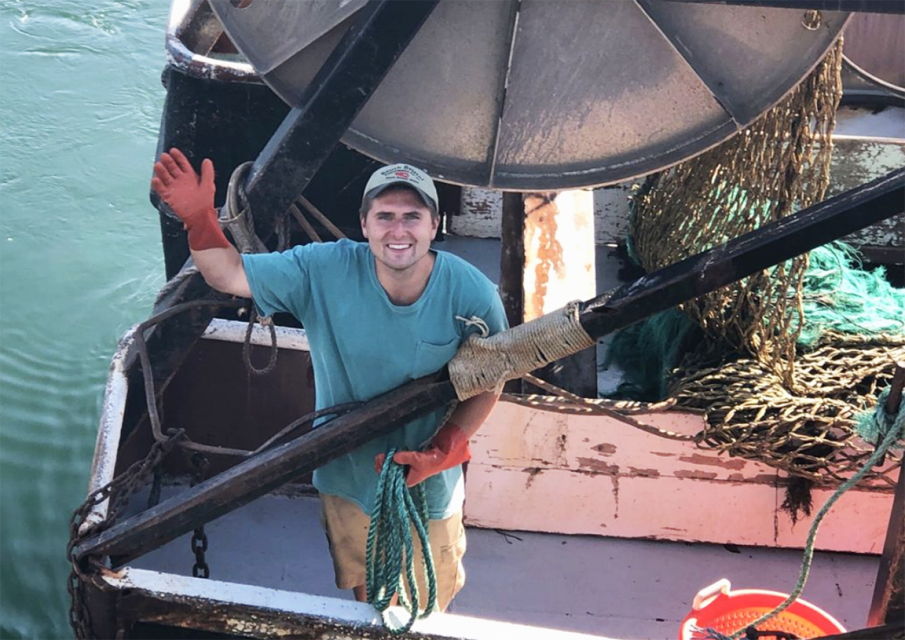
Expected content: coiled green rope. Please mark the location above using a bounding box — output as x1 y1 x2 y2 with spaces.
366 449 438 635
697 387 905 640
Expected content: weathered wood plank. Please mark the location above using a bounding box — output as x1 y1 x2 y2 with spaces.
466 401 894 552
471 401 769 479
107 567 617 640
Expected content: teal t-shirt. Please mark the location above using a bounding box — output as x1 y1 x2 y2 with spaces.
242 239 507 519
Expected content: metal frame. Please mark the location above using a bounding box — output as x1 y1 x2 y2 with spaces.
661 0 905 14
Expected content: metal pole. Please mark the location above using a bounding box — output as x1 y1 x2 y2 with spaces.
867 363 905 627
659 0 905 15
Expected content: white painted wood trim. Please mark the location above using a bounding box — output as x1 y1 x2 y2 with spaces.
82 326 137 533
202 318 310 351
104 567 619 640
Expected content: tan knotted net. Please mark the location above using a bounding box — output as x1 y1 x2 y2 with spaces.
673 335 905 485
628 39 903 491
631 40 844 390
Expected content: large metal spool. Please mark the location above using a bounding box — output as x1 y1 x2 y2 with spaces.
842 12 905 98
209 0 848 190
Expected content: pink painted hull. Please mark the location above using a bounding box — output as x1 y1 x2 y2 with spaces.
466 400 896 554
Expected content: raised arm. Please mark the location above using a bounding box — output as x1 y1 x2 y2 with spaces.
151 148 251 298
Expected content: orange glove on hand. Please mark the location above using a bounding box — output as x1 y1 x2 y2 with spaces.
374 422 471 488
151 148 230 251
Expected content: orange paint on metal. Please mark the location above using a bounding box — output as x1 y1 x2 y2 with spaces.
523 194 564 321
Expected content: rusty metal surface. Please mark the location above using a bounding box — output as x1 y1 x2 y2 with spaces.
208 0 848 190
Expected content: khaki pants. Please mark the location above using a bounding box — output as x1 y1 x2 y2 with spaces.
320 493 466 612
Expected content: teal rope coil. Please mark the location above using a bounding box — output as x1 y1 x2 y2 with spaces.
697 388 905 640
366 449 438 635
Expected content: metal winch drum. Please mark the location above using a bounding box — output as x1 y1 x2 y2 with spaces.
841 11 905 98
209 0 849 190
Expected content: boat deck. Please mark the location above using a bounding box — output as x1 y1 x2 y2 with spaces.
130 489 879 640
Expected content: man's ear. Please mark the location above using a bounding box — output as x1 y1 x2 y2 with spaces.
360 215 369 239
430 215 440 239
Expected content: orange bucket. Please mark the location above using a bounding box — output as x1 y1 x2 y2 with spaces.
679 579 846 640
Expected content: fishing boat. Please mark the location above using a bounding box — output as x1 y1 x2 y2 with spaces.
68 1 904 638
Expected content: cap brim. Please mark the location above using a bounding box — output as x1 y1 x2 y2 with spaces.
364 182 437 212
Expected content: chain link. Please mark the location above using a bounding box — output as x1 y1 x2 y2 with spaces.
191 529 210 579
189 452 211 579
67 430 186 639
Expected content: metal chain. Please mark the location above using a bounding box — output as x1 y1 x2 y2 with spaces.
68 429 186 639
189 452 211 579
191 530 210 579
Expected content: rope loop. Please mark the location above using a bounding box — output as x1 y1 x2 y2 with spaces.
221 161 267 254
455 315 490 338
366 450 437 635
242 307 278 376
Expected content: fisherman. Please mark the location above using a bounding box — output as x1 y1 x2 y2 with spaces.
151 149 506 612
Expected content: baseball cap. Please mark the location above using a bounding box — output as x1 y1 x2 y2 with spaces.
363 163 439 213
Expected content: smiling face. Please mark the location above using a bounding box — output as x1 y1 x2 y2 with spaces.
361 186 440 285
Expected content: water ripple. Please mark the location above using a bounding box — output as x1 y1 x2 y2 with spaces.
1 2 170 637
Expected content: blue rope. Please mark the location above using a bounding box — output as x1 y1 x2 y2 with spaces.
366 449 438 635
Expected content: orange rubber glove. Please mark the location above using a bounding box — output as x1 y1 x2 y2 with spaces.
151 148 230 251
374 422 471 487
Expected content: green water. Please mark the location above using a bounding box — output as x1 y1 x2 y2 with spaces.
0 2 170 637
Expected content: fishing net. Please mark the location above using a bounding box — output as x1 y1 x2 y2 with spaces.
617 38 905 491
630 39 844 389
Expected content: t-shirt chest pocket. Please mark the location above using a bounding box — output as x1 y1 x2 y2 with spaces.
412 339 460 379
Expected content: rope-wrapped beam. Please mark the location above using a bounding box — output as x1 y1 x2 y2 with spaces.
449 301 595 400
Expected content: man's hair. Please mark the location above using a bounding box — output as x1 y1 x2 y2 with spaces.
359 184 439 221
